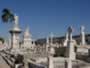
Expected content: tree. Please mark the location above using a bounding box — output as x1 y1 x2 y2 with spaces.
1 8 15 23
0 37 4 43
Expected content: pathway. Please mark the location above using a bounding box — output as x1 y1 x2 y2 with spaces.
0 52 10 68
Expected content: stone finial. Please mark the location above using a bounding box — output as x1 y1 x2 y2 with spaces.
25 27 29 33
24 26 31 37
14 15 19 25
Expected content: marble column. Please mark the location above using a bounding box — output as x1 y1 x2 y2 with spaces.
80 26 86 45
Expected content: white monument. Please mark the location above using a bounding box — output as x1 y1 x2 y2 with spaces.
80 26 86 45
23 27 33 49
65 26 76 68
49 34 55 56
63 32 77 47
9 15 21 49
65 26 76 60
47 44 55 68
47 33 55 68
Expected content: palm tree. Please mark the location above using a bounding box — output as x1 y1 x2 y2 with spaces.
1 8 15 23
1 8 15 50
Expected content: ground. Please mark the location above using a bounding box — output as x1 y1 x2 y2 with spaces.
0 53 10 68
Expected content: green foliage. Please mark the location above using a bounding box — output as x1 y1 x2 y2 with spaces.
0 37 4 43
55 47 66 57
1 8 15 22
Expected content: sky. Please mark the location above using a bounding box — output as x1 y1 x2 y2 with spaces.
0 0 90 40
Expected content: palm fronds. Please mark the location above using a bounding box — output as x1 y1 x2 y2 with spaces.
1 8 15 23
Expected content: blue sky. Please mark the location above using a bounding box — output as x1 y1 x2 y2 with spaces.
0 0 90 39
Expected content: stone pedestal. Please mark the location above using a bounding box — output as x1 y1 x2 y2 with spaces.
65 41 76 60
77 47 88 54
24 59 28 68
10 32 21 49
48 56 54 68
67 59 72 68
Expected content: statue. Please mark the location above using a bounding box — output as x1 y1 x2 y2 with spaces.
67 26 73 41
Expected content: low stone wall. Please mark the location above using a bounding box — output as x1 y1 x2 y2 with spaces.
77 47 88 54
